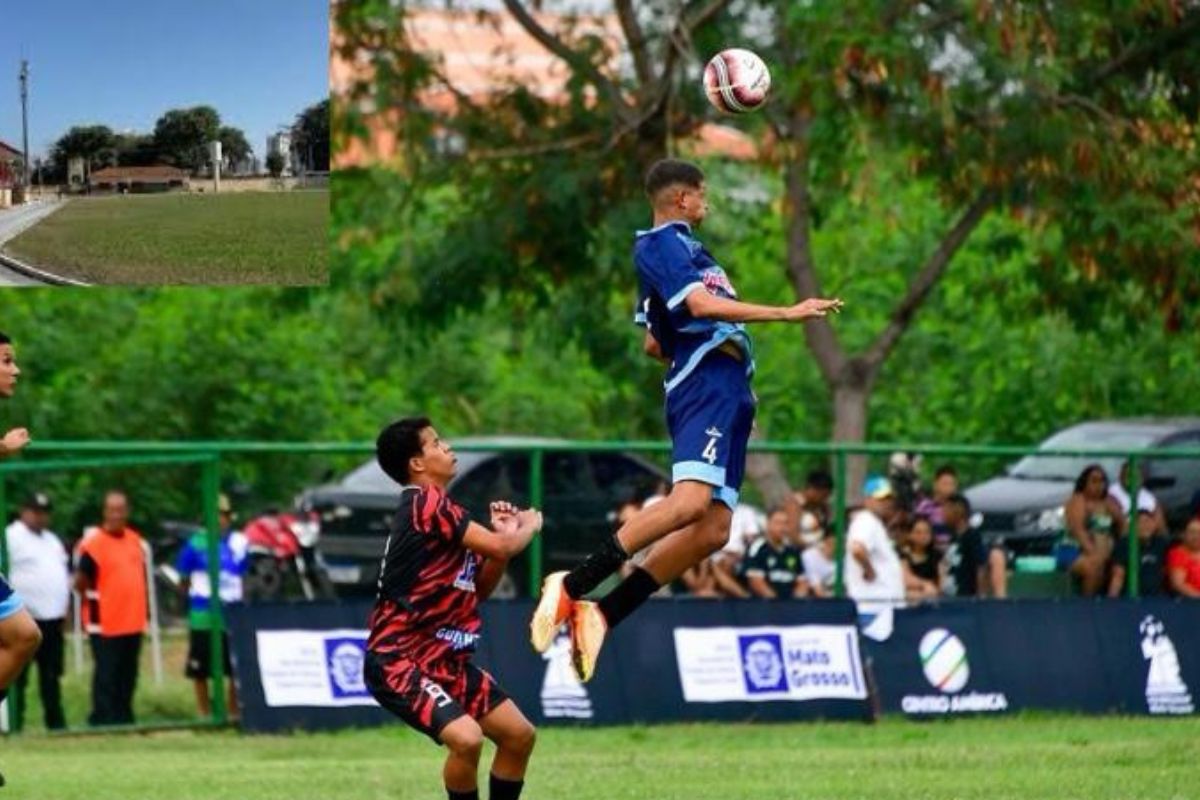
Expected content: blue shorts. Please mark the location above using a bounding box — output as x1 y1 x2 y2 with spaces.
665 350 755 509
0 575 23 621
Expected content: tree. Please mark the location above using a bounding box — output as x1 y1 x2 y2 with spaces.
50 125 116 178
113 133 159 167
292 99 330 172
153 105 221 172
218 126 252 173
266 151 285 178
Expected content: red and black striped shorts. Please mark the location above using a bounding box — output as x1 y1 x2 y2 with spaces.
364 651 509 744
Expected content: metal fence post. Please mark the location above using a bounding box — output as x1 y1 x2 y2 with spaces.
528 450 544 598
1126 454 1140 599
202 455 227 725
833 448 847 598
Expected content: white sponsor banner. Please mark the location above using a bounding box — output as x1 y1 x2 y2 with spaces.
674 625 867 703
256 628 378 708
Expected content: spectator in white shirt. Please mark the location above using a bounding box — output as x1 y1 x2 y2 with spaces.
802 528 838 598
1109 461 1167 537
6 493 69 729
844 476 905 609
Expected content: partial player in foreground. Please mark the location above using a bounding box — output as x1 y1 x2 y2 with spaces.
365 417 543 800
0 332 45 783
531 159 843 681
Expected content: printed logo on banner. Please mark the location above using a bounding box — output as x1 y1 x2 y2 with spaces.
901 627 1007 716
541 633 593 719
1140 616 1194 715
324 637 369 699
738 635 788 694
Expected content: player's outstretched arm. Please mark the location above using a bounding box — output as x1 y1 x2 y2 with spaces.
685 291 843 323
463 508 543 561
0 428 30 457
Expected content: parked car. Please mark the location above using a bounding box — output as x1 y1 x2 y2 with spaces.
296 437 669 597
965 418 1200 556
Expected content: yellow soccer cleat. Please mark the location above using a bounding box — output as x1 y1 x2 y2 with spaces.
530 571 573 653
569 600 608 683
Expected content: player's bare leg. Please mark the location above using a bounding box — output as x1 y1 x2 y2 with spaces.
0 610 42 693
531 480 712 654
479 700 536 799
638 503 732 585
439 716 484 798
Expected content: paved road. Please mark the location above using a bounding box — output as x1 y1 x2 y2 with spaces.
0 200 68 286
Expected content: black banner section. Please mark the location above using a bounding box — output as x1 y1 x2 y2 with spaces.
227 598 869 733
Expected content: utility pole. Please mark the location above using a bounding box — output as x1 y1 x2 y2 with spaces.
19 60 30 188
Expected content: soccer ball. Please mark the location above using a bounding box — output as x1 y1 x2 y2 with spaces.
703 48 771 114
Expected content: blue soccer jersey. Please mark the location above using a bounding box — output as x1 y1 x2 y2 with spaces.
633 220 757 508
633 221 755 394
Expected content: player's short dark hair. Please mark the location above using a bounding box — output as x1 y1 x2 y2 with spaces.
934 464 958 480
644 159 705 199
945 493 971 514
0 331 10 345
806 469 834 490
377 416 432 485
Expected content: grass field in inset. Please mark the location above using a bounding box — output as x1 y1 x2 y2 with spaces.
3 192 327 285
5 713 1197 799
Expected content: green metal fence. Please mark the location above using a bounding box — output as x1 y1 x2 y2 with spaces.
2 438 1198 734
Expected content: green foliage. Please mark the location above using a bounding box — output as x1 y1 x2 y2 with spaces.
153 106 222 172
293 99 330 172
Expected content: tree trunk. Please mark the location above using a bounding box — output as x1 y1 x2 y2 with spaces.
831 359 875 503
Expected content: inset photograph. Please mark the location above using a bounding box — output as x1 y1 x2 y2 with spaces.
0 0 329 286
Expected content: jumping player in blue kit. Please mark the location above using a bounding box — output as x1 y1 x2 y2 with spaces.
530 159 843 680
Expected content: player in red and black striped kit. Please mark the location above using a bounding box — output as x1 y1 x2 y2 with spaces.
366 417 543 800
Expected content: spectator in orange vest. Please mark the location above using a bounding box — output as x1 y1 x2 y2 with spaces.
73 491 148 726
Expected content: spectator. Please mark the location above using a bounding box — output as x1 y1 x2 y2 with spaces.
844 476 905 608
795 469 833 548
887 452 923 513
1061 464 1125 596
74 490 148 726
943 494 1007 598
1109 510 1170 597
177 494 248 719
617 495 671 597
743 507 809 599
1109 461 1167 537
1166 519 1200 598
899 516 941 602
802 528 838 598
915 465 958 549
679 558 722 598
7 492 69 730
709 504 762 599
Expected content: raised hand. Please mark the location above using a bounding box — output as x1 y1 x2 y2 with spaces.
1 427 30 455
785 297 844 321
516 509 544 535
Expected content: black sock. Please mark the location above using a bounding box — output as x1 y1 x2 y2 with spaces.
563 535 629 599
597 566 660 629
489 773 524 800
447 789 478 800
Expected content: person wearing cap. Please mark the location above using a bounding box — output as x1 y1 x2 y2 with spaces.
1109 508 1170 597
6 492 69 729
942 494 1007 598
843 476 905 609
176 494 248 719
1109 462 1168 538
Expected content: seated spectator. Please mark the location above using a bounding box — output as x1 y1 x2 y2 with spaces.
1060 464 1125 596
1109 510 1170 597
802 528 838 598
1166 519 1200 598
943 494 1007 598
1109 461 1167 537
915 465 958 551
617 495 671 597
709 504 762 599
743 507 809 599
899 516 941 602
795 469 833 548
679 559 721 598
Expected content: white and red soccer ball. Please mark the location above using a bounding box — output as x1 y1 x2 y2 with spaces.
703 48 771 114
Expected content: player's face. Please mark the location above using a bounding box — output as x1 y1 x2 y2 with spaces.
0 344 20 398
674 183 708 227
416 426 458 484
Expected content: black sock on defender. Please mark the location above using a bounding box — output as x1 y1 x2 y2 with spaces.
489 773 524 800
447 789 479 800
597 566 660 628
563 534 629 599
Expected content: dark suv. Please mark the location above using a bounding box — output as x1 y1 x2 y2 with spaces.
965 418 1200 555
296 437 668 597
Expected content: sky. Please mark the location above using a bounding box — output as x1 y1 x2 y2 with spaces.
0 0 328 163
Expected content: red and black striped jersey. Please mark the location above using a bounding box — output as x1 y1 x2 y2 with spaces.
367 484 482 664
